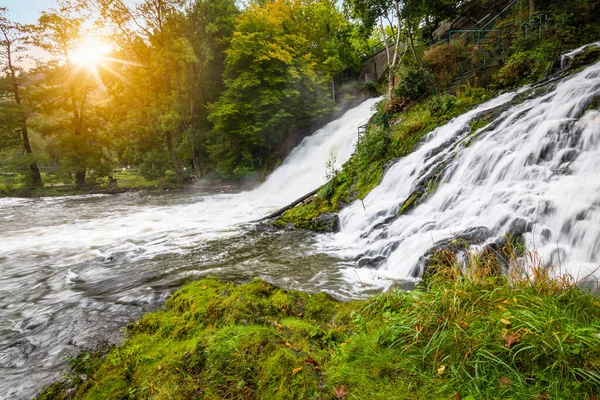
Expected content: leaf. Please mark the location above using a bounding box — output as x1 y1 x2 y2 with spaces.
500 318 512 325
292 367 303 375
437 365 446 375
502 332 521 348
333 385 347 399
459 321 468 330
304 356 318 366
453 392 461 400
498 375 511 387
284 342 292 348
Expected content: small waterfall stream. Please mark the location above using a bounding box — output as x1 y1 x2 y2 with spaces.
317 61 600 289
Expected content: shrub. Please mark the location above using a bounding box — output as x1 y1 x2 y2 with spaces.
139 149 171 180
424 40 475 81
493 52 535 88
394 68 433 101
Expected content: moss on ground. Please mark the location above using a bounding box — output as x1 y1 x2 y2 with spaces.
38 263 600 399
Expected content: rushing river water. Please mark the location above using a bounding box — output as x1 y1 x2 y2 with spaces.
0 98 381 399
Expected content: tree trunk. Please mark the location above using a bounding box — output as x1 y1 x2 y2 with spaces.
19 125 42 186
529 0 536 16
331 77 336 105
75 170 86 186
4 33 43 187
387 70 395 106
166 131 184 184
29 164 42 186
407 23 423 69
192 151 203 178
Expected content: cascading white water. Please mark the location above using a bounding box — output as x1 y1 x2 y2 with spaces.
252 99 381 202
0 97 380 400
318 61 600 289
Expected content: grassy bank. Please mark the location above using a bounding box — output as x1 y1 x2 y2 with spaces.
0 169 188 198
38 255 600 399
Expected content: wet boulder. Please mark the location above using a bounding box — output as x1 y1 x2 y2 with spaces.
314 212 341 233
415 226 490 277
357 255 387 269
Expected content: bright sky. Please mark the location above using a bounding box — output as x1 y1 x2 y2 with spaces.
3 0 57 23
2 0 137 24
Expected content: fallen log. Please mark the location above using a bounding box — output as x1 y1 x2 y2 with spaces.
257 186 321 222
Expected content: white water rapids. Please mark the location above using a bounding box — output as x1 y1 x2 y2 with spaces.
0 98 380 399
318 61 600 289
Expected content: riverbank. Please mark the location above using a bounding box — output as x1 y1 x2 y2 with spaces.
0 169 246 198
37 249 600 400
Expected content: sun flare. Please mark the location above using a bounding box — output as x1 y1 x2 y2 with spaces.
71 38 111 70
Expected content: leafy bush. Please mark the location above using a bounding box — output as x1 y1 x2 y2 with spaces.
494 52 535 88
394 68 433 101
139 149 171 180
494 43 558 89
423 40 475 81
428 94 456 117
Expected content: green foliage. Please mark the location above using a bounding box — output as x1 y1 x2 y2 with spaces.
394 68 433 101
206 0 355 178
139 149 172 181
493 43 557 89
38 255 600 400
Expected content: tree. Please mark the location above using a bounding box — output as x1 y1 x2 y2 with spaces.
184 0 238 178
346 0 461 106
0 7 42 186
31 0 111 185
94 0 200 184
346 0 407 105
207 0 352 178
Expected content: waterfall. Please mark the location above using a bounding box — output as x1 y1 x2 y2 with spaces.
249 97 382 205
318 61 600 288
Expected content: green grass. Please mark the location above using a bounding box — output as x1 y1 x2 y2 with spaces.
37 249 600 400
0 169 182 198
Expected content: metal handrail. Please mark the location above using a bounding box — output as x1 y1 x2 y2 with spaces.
479 0 519 31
